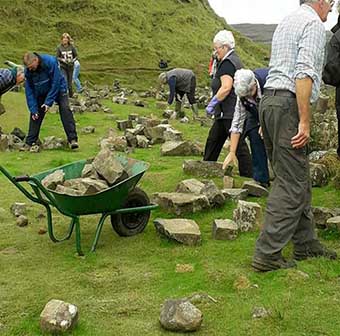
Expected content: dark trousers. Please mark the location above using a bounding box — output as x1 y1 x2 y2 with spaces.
176 76 196 105
254 94 316 258
336 87 340 156
25 92 78 146
246 127 269 184
203 118 253 177
61 66 74 98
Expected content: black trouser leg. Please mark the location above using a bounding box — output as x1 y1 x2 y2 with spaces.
203 119 229 161
236 137 253 178
187 76 196 105
336 87 340 156
57 92 78 142
25 99 46 146
61 67 73 98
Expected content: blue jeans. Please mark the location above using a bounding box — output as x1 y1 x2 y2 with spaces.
72 62 82 93
246 127 269 184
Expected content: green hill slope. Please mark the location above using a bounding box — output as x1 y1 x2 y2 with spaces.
0 0 269 88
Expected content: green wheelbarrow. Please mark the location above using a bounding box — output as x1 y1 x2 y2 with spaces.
0 156 158 255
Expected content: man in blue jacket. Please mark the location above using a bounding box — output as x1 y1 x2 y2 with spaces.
0 66 25 115
23 52 78 149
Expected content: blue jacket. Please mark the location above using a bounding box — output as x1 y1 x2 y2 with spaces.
25 54 67 114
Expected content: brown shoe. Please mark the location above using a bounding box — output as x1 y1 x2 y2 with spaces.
293 240 337 261
252 255 296 272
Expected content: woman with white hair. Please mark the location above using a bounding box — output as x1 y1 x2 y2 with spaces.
203 30 252 178
223 68 270 188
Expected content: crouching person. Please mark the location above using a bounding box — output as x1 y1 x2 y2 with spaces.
223 68 270 188
23 52 78 150
0 66 25 115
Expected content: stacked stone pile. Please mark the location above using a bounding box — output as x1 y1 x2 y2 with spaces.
41 149 129 196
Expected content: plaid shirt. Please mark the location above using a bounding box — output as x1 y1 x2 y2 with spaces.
0 69 15 95
264 4 326 103
230 79 262 134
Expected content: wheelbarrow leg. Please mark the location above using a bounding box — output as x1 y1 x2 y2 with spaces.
91 213 109 252
44 203 76 243
74 217 84 256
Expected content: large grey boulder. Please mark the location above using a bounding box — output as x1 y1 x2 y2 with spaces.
161 141 202 156
11 127 26 141
40 299 79 334
233 200 262 232
201 180 225 207
152 192 210 215
183 160 224 178
212 219 238 240
242 181 268 197
63 178 108 195
176 179 205 194
136 135 150 148
42 170 65 190
326 216 340 230
310 162 329 187
100 136 128 152
154 218 201 246
92 149 128 185
144 124 170 144
159 299 203 332
81 164 99 179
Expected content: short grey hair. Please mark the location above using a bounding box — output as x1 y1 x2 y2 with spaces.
23 52 38 66
158 72 167 84
233 69 256 98
213 30 235 49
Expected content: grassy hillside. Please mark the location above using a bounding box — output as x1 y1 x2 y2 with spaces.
0 0 269 88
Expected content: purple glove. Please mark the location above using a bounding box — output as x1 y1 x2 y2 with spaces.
206 95 220 115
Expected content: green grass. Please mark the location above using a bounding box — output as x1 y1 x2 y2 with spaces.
1 91 340 335
0 0 269 88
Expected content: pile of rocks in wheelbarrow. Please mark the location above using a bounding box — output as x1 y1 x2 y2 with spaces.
42 149 129 196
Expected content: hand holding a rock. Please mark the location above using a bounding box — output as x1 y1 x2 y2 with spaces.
223 152 237 170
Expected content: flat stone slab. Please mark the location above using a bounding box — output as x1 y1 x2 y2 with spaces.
161 141 202 156
183 160 224 178
233 200 262 232
312 207 340 229
242 181 268 197
212 219 238 240
152 192 209 215
221 189 248 201
326 216 340 230
154 218 201 246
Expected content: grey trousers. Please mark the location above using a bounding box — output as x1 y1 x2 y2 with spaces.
254 94 316 258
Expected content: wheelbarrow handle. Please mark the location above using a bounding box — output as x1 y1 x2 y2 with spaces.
14 175 30 182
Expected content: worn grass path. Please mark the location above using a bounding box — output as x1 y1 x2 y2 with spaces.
1 92 340 335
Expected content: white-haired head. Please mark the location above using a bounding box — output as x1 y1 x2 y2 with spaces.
213 30 235 49
234 69 257 98
158 72 167 84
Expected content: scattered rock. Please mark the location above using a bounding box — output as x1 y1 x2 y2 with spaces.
38 228 48 235
233 200 262 232
55 185 83 196
176 264 195 273
10 202 27 217
81 164 99 179
40 299 79 334
128 114 139 121
159 299 203 332
212 219 238 240
326 216 340 230
81 126 95 134
312 206 340 229
242 181 268 197
154 218 201 245
252 306 270 319
42 136 67 150
136 135 150 148
100 136 128 152
183 160 224 178
310 162 329 187
116 120 133 131
201 180 225 207
11 127 26 140
223 176 234 189
309 151 328 162
164 129 183 142
152 193 210 215
221 189 248 202
16 215 28 227
161 141 202 156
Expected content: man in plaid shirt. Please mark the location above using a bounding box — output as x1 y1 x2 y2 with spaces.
0 67 24 115
252 0 337 272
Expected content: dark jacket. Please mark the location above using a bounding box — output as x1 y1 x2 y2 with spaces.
211 51 243 120
241 68 269 134
25 53 67 114
56 44 78 70
0 69 16 96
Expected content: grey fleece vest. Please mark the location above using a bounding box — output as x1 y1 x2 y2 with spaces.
212 51 243 119
166 68 195 93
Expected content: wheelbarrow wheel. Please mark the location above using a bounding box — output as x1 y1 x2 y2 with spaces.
111 187 151 237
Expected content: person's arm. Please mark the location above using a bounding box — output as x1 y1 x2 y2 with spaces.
44 58 62 108
215 74 233 101
291 77 312 148
24 74 39 115
167 76 176 105
72 46 78 62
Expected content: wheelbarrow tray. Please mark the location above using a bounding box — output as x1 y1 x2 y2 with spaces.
29 156 149 216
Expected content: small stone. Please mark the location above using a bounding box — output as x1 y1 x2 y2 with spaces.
81 126 95 134
16 215 28 227
242 181 268 197
221 189 248 201
212 219 238 240
10 202 27 217
326 216 340 230
41 170 65 190
223 176 234 189
38 228 48 235
252 306 270 319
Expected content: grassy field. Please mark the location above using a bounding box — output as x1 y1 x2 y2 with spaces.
0 90 340 336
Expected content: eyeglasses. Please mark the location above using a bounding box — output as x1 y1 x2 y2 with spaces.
213 45 224 52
